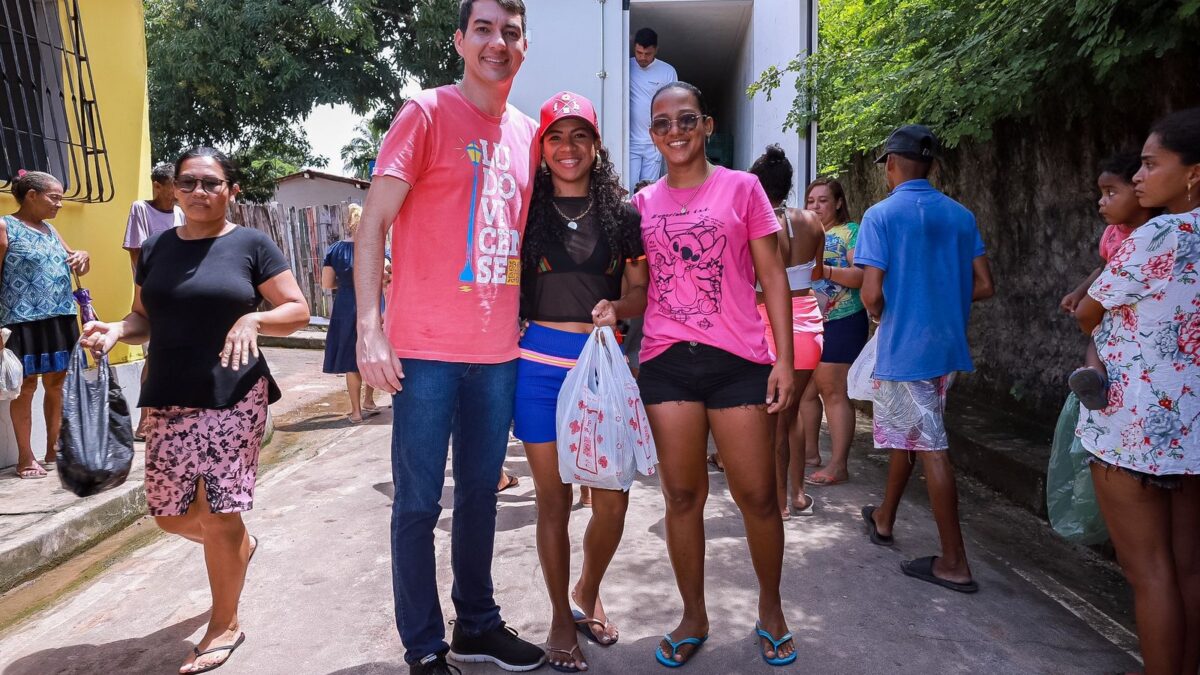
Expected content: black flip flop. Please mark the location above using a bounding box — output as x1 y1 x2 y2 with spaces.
186 632 245 674
497 474 520 492
707 454 724 473
861 506 894 547
900 556 979 594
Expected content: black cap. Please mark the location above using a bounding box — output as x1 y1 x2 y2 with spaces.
875 124 938 163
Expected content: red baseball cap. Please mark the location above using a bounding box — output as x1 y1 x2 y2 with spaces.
538 91 600 143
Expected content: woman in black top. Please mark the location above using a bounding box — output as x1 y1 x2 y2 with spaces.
82 147 309 674
515 92 648 672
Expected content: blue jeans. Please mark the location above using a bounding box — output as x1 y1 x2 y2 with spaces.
390 358 517 663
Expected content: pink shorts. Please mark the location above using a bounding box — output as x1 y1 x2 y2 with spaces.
144 378 269 517
758 296 824 370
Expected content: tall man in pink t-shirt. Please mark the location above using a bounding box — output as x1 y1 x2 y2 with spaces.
353 2 543 674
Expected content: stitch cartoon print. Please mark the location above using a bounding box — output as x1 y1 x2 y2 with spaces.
646 213 727 324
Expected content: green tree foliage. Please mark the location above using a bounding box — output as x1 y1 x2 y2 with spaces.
232 129 327 203
145 0 461 201
750 0 1200 174
340 119 387 180
379 0 461 89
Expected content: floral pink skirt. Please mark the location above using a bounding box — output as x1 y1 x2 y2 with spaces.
143 378 269 517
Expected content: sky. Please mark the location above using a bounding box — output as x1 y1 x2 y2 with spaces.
301 103 363 175
301 80 421 175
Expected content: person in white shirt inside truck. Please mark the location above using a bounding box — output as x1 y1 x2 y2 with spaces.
628 28 677 190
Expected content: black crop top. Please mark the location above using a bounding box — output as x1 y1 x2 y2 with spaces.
521 199 644 323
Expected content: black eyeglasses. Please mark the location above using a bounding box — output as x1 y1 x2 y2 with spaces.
177 176 230 194
649 113 706 137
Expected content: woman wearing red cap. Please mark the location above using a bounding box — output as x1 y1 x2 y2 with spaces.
514 91 648 672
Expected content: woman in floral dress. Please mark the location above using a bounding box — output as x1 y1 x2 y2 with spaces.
1075 107 1200 675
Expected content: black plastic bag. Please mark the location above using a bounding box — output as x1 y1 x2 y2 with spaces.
58 343 134 497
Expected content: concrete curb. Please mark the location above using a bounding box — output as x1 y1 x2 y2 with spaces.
0 482 146 595
260 334 325 349
0 416 276 596
945 401 1052 517
853 398 1053 517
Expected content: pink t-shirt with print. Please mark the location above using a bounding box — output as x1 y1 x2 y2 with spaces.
632 166 782 365
1098 223 1134 262
373 85 538 363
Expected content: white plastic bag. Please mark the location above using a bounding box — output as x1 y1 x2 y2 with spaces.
556 326 657 491
846 333 878 402
0 328 23 400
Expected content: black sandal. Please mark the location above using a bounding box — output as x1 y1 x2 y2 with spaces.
900 556 979 594
1068 367 1109 411
497 474 520 492
861 505 894 547
183 632 245 674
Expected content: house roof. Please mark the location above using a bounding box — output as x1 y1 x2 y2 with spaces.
275 169 370 189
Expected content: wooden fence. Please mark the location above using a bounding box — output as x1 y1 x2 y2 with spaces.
228 202 353 319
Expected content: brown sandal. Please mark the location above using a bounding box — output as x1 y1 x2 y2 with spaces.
572 609 618 646
546 644 585 673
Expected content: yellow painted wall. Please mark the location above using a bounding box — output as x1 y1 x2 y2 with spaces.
0 0 151 364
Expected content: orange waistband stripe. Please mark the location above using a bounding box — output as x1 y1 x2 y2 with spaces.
519 348 578 368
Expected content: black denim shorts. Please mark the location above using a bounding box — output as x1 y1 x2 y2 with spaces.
637 341 772 409
1087 455 1184 491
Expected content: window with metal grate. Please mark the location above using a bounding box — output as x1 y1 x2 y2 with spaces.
0 0 113 203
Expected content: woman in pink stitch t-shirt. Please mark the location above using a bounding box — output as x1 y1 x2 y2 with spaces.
630 81 798 669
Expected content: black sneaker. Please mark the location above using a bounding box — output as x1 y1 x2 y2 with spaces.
448 621 546 671
411 650 462 675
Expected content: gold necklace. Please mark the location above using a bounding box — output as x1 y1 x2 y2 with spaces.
666 166 714 215
551 198 593 230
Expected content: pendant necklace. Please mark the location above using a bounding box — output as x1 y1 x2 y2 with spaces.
666 166 715 215
551 197 593 230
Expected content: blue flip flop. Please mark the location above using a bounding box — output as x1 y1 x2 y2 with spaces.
755 622 797 667
655 633 708 668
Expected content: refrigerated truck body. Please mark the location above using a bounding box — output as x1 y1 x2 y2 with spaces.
509 0 817 198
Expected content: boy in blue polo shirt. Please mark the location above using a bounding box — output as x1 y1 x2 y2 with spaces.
855 125 994 594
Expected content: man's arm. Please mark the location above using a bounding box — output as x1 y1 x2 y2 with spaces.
972 254 994 302
354 176 411 393
861 266 884 321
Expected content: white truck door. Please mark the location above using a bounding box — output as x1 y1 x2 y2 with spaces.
507 0 629 183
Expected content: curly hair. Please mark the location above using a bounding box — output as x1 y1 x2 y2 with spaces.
346 203 363 237
748 144 793 204
523 144 636 269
